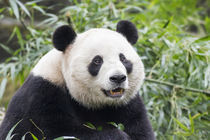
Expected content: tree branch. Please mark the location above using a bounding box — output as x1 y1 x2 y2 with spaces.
144 78 210 96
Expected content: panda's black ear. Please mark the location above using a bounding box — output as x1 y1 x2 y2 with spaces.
116 20 138 45
52 25 77 51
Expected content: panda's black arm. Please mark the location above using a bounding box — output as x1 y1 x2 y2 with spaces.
123 95 155 140
70 95 155 140
124 118 155 140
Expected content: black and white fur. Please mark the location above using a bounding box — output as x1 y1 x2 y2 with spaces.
0 20 155 140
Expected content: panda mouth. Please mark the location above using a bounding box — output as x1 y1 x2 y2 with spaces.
102 88 125 98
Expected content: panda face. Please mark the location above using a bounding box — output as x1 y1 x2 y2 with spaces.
62 28 145 109
88 53 133 98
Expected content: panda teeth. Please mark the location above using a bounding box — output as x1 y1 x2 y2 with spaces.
110 89 123 95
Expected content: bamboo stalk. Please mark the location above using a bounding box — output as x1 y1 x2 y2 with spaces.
145 78 210 96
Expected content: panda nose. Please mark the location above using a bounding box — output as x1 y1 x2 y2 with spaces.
109 75 126 84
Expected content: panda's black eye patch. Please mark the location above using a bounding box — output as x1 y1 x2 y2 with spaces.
119 53 133 74
93 56 103 65
120 53 126 62
88 55 103 76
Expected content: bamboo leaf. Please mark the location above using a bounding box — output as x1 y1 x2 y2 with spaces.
54 136 79 140
192 112 208 120
163 16 173 28
14 27 24 49
29 133 38 140
0 8 5 13
7 27 18 44
33 6 46 14
25 0 42 5
189 114 194 133
83 122 96 130
16 0 31 17
107 122 118 128
0 43 13 55
173 118 190 132
117 123 125 131
21 132 30 140
0 78 7 99
6 120 22 140
193 36 210 43
9 0 19 19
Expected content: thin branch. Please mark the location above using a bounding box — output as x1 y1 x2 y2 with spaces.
29 119 46 140
145 78 210 96
0 17 46 28
19 18 29 31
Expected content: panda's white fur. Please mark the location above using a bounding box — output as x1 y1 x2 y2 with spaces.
33 28 145 109
32 49 65 86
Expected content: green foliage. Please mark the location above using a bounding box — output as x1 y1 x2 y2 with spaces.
83 122 97 130
83 122 103 131
54 136 79 140
108 122 125 131
0 0 210 139
5 120 22 140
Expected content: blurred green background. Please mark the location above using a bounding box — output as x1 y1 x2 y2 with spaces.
0 0 209 139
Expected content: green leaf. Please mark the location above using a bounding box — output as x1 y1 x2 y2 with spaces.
54 136 79 140
173 118 189 132
83 122 96 130
0 78 7 99
192 112 208 120
189 114 194 133
10 64 16 80
21 132 30 140
7 27 18 44
107 122 118 128
0 8 5 13
117 123 125 131
6 120 22 140
54 138 63 140
163 16 173 28
9 0 19 19
174 131 192 136
29 133 38 140
16 0 31 17
193 36 210 43
0 43 13 55
25 0 42 5
107 122 125 131
33 6 46 14
54 137 64 140
14 27 24 49
40 13 58 25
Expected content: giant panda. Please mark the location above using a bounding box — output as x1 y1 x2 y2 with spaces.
0 20 155 140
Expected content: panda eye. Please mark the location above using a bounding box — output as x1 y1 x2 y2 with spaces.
93 55 103 65
119 53 127 62
94 59 102 65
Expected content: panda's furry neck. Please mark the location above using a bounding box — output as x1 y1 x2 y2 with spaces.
32 49 65 86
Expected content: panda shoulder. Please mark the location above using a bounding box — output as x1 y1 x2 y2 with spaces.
32 49 64 86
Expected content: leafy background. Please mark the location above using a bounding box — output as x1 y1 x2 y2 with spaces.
0 0 209 139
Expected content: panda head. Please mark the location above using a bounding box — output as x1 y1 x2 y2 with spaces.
53 20 145 109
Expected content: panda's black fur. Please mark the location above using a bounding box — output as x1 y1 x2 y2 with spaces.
117 20 138 45
88 55 104 76
119 53 133 74
53 25 77 51
0 20 155 140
